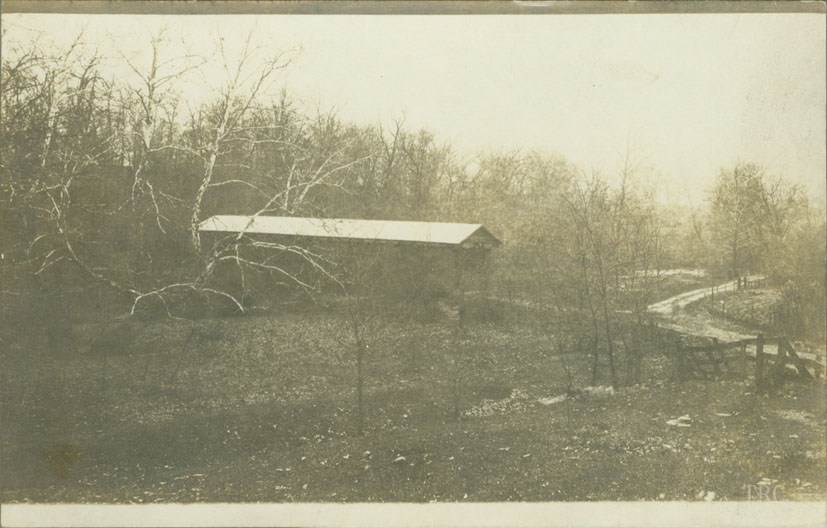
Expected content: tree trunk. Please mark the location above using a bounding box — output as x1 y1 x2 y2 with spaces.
755 334 766 395
603 310 618 390
190 104 229 252
356 338 364 436
452 370 460 422
590 332 600 386
190 151 218 253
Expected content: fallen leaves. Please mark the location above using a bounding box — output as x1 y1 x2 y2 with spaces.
666 415 692 427
464 389 531 418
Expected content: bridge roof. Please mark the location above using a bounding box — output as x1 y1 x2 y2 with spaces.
198 215 500 247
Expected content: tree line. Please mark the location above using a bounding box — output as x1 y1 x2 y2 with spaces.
1 27 824 349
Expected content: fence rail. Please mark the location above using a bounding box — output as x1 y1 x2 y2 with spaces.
674 334 824 392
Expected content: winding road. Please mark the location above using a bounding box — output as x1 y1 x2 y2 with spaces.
647 275 765 342
647 275 825 368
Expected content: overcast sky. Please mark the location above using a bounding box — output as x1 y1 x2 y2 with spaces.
4 13 825 206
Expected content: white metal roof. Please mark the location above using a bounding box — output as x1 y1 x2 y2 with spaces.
198 215 499 246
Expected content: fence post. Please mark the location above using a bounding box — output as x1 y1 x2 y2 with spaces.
773 337 787 393
755 334 766 395
709 337 722 376
741 341 748 379
674 338 685 382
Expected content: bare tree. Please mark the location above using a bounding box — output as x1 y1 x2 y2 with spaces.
114 26 206 230
708 163 766 277
1 26 371 319
332 242 391 436
187 27 296 253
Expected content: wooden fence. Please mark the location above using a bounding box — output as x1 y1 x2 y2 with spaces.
705 275 767 305
673 334 824 394
736 276 768 289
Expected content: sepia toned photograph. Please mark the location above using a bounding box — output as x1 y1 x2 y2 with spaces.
0 2 825 526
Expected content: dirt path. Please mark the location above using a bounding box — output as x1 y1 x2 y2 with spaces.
647 275 765 341
648 275 763 319
648 276 825 367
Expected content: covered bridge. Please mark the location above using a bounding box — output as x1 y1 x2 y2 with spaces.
198 215 500 249
198 215 500 310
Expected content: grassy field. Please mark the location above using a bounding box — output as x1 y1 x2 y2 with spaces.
1 301 825 504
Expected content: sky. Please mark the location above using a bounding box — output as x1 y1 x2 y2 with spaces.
3 12 825 207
